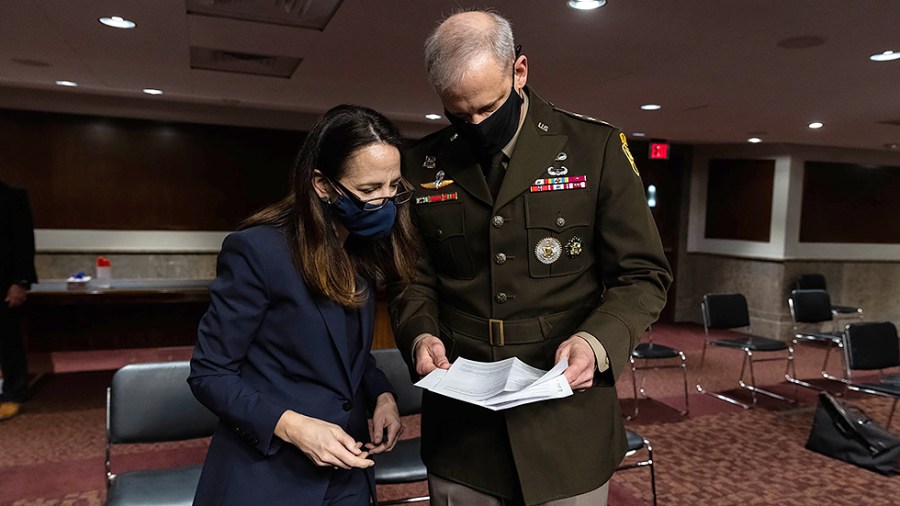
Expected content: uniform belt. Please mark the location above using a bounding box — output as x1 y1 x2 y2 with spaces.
439 304 593 346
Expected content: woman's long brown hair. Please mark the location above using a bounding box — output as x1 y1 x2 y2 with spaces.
241 105 418 307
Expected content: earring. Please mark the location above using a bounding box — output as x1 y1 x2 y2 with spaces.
321 196 332 205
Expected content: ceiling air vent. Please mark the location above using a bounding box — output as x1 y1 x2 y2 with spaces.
186 0 344 30
190 47 301 78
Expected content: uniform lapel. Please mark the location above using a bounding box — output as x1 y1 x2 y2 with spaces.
494 92 568 210
437 133 493 207
314 297 353 390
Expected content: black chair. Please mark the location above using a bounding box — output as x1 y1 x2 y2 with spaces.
795 274 863 320
105 361 218 506
627 325 689 420
371 348 428 505
617 429 657 506
842 322 900 428
786 289 848 388
697 293 796 409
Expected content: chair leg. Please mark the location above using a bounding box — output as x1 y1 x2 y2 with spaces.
821 343 850 384
678 351 690 416
628 356 639 421
888 399 897 427
697 342 754 409
785 340 828 391
647 441 657 506
742 349 797 405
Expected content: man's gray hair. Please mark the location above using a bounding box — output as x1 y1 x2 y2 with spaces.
424 10 516 92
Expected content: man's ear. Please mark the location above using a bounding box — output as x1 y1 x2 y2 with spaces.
514 55 528 92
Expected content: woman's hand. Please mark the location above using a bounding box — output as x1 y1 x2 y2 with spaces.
274 410 374 469
365 392 402 455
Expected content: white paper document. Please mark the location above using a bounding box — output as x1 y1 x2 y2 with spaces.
414 357 573 410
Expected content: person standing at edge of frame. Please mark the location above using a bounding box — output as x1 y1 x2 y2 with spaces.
189 104 420 505
0 180 38 422
388 9 672 506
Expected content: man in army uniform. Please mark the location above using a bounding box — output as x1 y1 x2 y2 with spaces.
388 10 672 506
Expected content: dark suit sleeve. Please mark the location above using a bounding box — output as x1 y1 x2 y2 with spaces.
11 190 37 285
361 351 394 412
577 128 672 383
387 235 441 379
189 232 287 456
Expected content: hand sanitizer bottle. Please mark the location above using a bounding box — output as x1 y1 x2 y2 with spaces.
96 257 112 288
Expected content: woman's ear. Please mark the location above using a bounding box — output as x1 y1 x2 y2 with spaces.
312 170 332 201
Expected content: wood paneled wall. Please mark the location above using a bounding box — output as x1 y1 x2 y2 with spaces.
0 108 303 230
800 160 900 243
704 158 774 242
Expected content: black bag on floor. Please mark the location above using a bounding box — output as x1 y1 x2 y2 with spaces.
805 391 900 475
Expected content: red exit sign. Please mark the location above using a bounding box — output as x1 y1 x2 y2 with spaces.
649 142 670 160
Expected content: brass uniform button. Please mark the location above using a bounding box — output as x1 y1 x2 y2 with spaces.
495 292 508 303
495 253 507 265
556 216 566 227
492 215 505 228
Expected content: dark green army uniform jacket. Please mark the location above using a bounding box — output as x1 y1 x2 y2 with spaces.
389 88 672 505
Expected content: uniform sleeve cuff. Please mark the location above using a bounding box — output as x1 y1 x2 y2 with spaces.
574 331 610 373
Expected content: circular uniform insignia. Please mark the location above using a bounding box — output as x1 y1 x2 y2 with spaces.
565 236 583 259
534 237 562 265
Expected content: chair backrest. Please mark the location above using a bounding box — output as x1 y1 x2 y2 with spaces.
702 293 750 330
372 348 422 417
796 274 827 291
789 289 833 324
108 361 218 444
843 322 900 371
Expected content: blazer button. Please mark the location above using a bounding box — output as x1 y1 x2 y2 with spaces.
342 401 353 412
492 215 505 228
495 253 507 265
495 292 508 303
556 216 566 227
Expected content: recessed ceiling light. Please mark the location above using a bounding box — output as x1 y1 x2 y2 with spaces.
567 0 606 10
870 50 900 62
142 88 163 95
747 137 762 143
425 113 442 120
808 122 824 129
640 104 662 111
55 80 78 87
632 132 646 137
99 16 136 29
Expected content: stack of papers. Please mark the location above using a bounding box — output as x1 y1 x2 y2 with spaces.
414 357 573 411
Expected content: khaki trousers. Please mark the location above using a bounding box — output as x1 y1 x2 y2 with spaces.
428 474 609 506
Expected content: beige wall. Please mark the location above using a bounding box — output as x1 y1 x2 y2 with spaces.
35 253 216 282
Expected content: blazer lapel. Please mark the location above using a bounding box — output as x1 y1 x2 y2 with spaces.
495 96 568 210
314 297 353 390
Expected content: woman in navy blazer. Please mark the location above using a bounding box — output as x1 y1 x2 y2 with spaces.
189 105 420 505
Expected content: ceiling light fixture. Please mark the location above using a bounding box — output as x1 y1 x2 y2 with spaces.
99 16 136 29
55 80 78 87
425 113 442 120
870 50 900 62
567 0 606 10
633 132 646 137
142 88 164 95
640 104 662 111
747 137 762 143
808 122 824 129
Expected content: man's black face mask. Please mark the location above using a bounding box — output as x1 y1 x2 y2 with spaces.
445 81 523 158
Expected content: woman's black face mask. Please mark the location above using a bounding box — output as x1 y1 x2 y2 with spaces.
445 82 523 157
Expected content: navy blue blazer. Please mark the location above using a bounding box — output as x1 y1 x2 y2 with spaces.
189 225 393 505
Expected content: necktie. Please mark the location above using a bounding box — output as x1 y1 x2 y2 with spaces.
482 151 506 200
